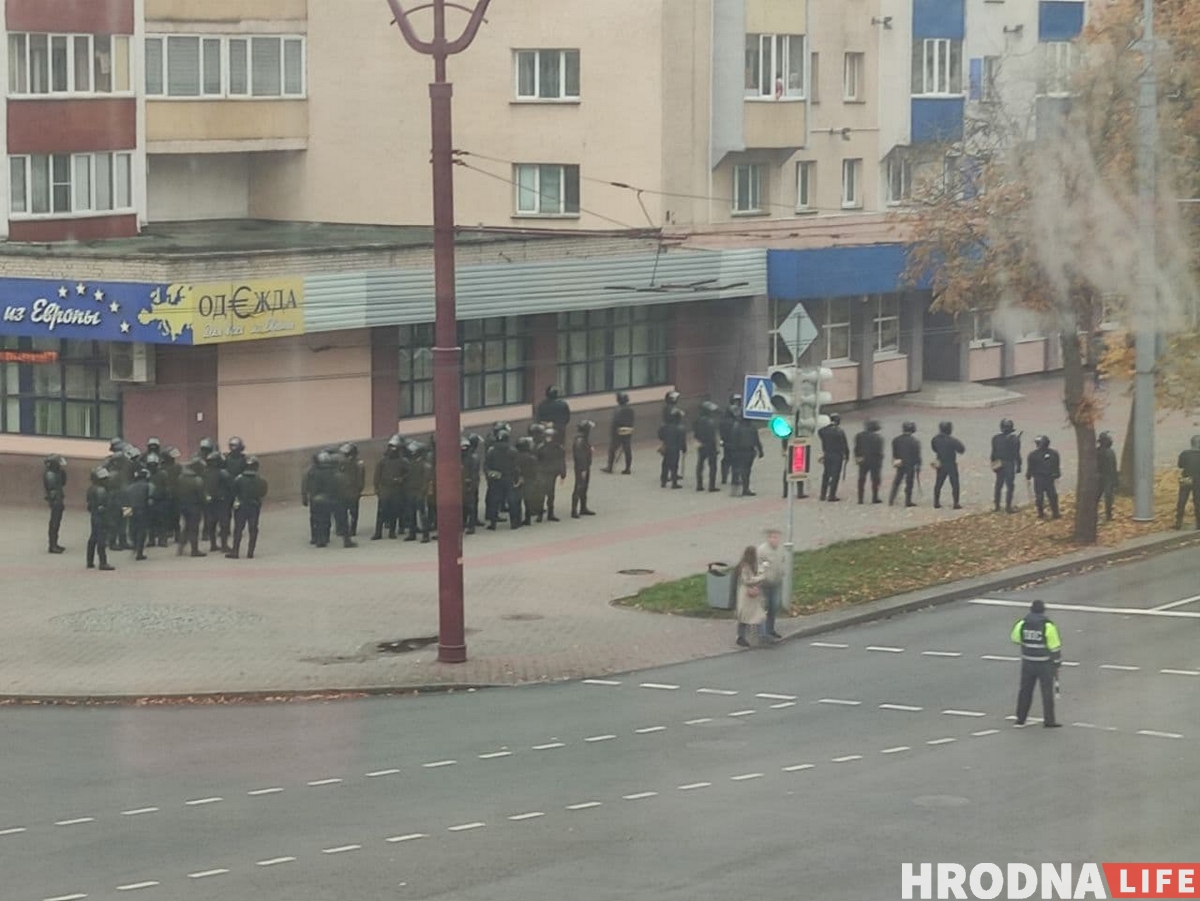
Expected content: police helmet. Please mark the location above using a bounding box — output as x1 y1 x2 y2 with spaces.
199 437 215 454
1000 418 1015 434
544 428 557 443
124 444 142 460
902 421 917 434
165 446 182 460
729 393 743 406
134 467 149 481
228 436 245 453
207 450 225 466
316 451 333 466
665 390 681 405
727 403 741 418
867 419 881 432
669 407 685 422
108 437 124 452
92 466 110 481
467 433 483 449
829 413 841 425
387 434 403 449
144 452 161 469
460 437 471 451
546 385 561 400
146 437 161 451
43 454 60 468
495 429 511 443
1098 431 1113 447
492 420 510 435
939 421 953 435
516 436 534 452
189 455 206 470
245 456 260 471
616 391 630 405
338 442 354 457
700 400 719 415
529 423 547 438
578 420 595 433
1037 435 1051 448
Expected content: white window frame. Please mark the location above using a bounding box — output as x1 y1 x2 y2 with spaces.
732 163 765 214
1042 41 1075 96
7 32 132 97
824 298 852 361
9 152 134 219
841 158 863 209
913 38 963 96
513 49 580 101
745 33 806 100
970 308 996 347
144 34 306 99
873 295 901 355
981 55 1000 103
795 161 815 212
886 155 912 205
843 52 864 102
513 163 580 217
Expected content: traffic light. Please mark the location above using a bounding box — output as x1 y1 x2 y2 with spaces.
767 365 798 438
794 366 835 439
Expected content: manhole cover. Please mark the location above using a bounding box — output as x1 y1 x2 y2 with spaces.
501 613 543 622
52 605 264 634
376 636 438 654
618 568 655 575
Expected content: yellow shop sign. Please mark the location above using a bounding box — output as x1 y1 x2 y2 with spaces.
174 278 305 344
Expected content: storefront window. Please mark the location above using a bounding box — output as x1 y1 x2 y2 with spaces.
555 305 670 395
398 316 529 417
0 337 119 438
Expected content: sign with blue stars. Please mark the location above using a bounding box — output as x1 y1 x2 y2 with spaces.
0 278 176 344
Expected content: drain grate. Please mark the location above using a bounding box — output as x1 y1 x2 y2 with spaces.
618 568 655 575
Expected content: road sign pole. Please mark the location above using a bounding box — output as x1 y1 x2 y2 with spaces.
781 316 805 615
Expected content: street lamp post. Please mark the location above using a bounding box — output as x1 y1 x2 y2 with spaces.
385 0 492 662
1132 0 1157 521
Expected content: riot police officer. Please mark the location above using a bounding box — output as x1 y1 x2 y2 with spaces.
461 438 479 535
817 413 850 502
889 421 921 507
661 390 681 426
161 447 183 544
1011 600 1062 728
658 407 688 489
571 420 596 517
338 442 365 536
990 418 1022 513
125 466 155 561
1175 435 1200 530
43 454 67 554
401 442 430 543
1096 432 1118 522
372 435 406 540
536 386 571 441
604 391 635 474
854 419 884 504
466 433 485 531
693 400 721 492
719 395 742 485
1026 436 1061 520
931 421 965 509
85 467 116 571
484 430 517 530
176 456 207 557
516 436 541 526
301 451 321 545
203 450 232 552
539 428 567 521
104 438 132 551
730 417 765 497
227 456 268 559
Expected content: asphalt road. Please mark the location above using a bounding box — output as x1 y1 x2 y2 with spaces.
2 546 1197 901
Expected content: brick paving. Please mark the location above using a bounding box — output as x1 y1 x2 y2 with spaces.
0 374 1194 698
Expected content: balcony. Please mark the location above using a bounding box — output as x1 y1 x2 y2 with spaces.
146 0 306 21
744 100 807 154
146 100 308 153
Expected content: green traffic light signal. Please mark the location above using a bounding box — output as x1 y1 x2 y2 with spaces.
769 414 794 439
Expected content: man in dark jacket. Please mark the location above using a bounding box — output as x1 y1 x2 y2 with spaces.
889 421 921 507
338 443 365 536
817 413 850 502
517 436 542 526
539 428 567 521
1026 435 1061 520
484 430 517 530
1096 432 1118 522
693 401 721 492
372 435 406 540
461 438 479 535
1175 435 1200 530
731 417 765 497
176 457 208 557
226 456 268 559
719 396 741 485
535 386 571 443
571 420 596 517
854 419 884 505
104 439 132 551
43 454 67 554
990 418 1022 513
401 442 429 543
1011 599 1062 728
604 391 635 474
125 467 155 561
658 407 688 489
202 450 232 552
85 467 115 571
931 421 966 509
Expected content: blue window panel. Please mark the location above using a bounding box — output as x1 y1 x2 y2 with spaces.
968 58 982 101
767 245 930 301
913 0 965 40
1038 1 1084 41
911 98 964 144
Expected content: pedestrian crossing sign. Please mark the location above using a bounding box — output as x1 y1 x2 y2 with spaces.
742 374 774 420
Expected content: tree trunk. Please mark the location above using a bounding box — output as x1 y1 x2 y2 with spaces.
1061 332 1099 544
1117 393 1136 496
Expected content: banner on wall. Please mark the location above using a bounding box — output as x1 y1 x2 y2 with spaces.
0 277 305 345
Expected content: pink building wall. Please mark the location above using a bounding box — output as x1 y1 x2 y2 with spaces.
968 345 1002 382
1013 339 1047 376
826 362 859 403
872 356 908 397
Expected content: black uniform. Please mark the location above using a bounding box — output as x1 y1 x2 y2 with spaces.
693 409 720 492
536 390 571 442
817 421 850 501
538 436 567 521
991 430 1022 512
1096 436 1118 522
517 440 543 526
931 432 966 509
606 398 635 474
222 449 247 539
889 429 921 507
202 455 232 551
160 451 182 544
719 409 739 485
176 461 207 557
43 456 67 553
343 448 365 536
730 420 765 496
484 438 518 529
401 448 430 542
1174 444 1200 529
461 443 480 534
125 473 154 560
85 474 114 570
105 450 132 551
1026 444 1061 519
1012 603 1062 728
309 455 344 547
571 427 595 517
227 467 268 559
854 425 885 504
658 414 688 489
301 454 322 545
372 442 406 539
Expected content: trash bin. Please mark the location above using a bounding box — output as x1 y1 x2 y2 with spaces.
706 562 734 610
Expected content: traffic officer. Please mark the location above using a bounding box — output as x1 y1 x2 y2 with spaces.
817 412 850 502
854 419 884 505
226 456 268 559
85 466 116 571
1174 435 1200 530
1010 600 1062 728
1096 432 1118 522
693 400 721 492
658 407 688 489
930 421 965 509
1026 436 1061 520
43 454 67 554
571 420 596 517
888 421 921 507
603 391 635 474
990 418 1022 513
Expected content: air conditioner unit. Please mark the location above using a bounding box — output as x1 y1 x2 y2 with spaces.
109 343 155 383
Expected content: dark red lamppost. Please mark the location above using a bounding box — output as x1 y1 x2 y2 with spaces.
385 0 491 663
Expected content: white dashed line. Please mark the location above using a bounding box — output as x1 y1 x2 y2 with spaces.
366 769 400 777
423 760 457 768
678 782 711 790
818 698 861 706
447 823 485 833
121 808 159 816
385 834 428 843
728 709 756 717
1100 664 1140 672
730 773 763 781
981 654 1020 662
256 856 296 866
783 763 815 772
508 812 545 821
566 801 602 810
532 742 565 750
187 869 229 879
640 682 680 690
1152 593 1200 611
1072 722 1114 730
922 651 962 658
810 641 849 648
684 718 713 725
972 729 1000 737
832 755 862 763
770 701 797 709
247 788 284 796
756 692 797 701
635 726 666 734
185 797 223 807
697 688 738 696
943 709 987 718
1061 661 1081 667
116 883 158 892
867 645 905 653
1137 730 1183 740
582 679 622 686
54 818 95 826
0 827 27 836
323 844 361 854
478 751 513 759
44 894 88 901
880 703 923 712
585 734 616 742
623 791 659 799
927 738 957 745
881 746 911 754
307 778 343 786
1162 669 1200 676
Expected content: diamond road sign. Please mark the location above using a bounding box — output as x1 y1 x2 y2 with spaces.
778 303 818 361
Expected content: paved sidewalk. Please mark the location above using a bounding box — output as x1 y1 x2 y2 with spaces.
1 375 1195 698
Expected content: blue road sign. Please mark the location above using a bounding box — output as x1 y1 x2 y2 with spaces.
742 374 774 420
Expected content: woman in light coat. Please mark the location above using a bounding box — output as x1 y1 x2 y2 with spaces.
734 545 765 647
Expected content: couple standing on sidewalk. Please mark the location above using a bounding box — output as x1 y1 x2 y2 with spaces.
734 527 786 647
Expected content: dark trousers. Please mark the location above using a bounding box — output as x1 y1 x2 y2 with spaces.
607 435 632 472
108 505 128 550
933 465 960 507
204 499 229 549
374 493 400 538
721 447 737 485
155 500 178 545
463 489 479 533
857 463 881 503
1033 476 1059 518
994 465 1016 510
660 451 682 487
783 467 807 499
485 480 507 526
86 516 109 567
545 478 559 517
733 455 755 494
178 505 203 555
572 470 591 514
232 506 261 557
1098 477 1115 521
889 466 916 505
405 496 430 540
696 447 717 490
312 499 334 546
1176 481 1200 527
130 511 150 557
507 484 524 528
820 454 844 500
348 497 361 535
48 502 64 550
1016 661 1058 724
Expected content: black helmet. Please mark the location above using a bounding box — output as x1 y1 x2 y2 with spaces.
867 419 881 432
496 429 511 443
124 444 142 460
468 433 483 449
516 436 534 452
228 436 245 453
144 452 161 469
829 413 841 425
338 442 354 457
1037 435 1050 448
1098 431 1113 447
700 400 719 415
189 455 206 470
939 421 953 435
92 466 110 482
665 390 680 405
727 403 741 418
546 386 561 400
529 422 547 438
460 437 471 451
43 454 62 468
616 391 630 405
729 393 743 406
578 420 595 433
1000 418 1014 434
146 436 161 451
207 450 224 466
902 421 917 434
245 455 260 471
544 428 557 443
199 437 215 454
387 433 403 448
108 437 124 452
165 446 182 461
492 420 510 435
669 407 685 422
316 451 333 466
134 467 149 481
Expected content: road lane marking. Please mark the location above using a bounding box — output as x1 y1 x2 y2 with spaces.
810 641 849 648
307 778 343 786
634 726 666 734
247 788 284 796
508 812 545 821
566 802 601 810
881 746 911 754
585 734 616 742
1152 593 1200 611
697 688 738 696
423 760 456 768
981 654 1020 662
187 869 229 879
0 827 27 835
478 751 513 759
867 645 905 653
116 883 158 892
385 834 428 843
55 818 95 826
832 755 862 763
972 729 1000 737
970 598 1200 618
582 679 621 686
256 856 297 866
44 894 88 901
756 693 797 701
366 769 401 777
639 683 680 690
1137 730 1183 739
928 738 957 745
818 698 861 706
730 773 763 781
447 823 485 832
1161 669 1200 676
943 709 987 718
532 742 565 750
684 718 713 725
880 703 923 712
185 797 222 806
922 651 962 658
783 764 815 772
1060 661 1080 667
121 808 158 816
678 782 711 790
323 844 361 854
728 709 756 717
623 791 659 799
770 701 797 709
1071 722 1118 731
1099 664 1140 672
